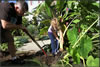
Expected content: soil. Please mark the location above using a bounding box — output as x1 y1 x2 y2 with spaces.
0 50 67 67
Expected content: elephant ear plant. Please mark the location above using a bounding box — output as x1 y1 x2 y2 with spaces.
31 0 99 66
60 0 99 67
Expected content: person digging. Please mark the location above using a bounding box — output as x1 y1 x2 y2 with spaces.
0 1 28 64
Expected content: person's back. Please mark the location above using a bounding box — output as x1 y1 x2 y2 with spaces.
0 2 12 24
0 2 22 43
0 1 28 64
0 2 14 43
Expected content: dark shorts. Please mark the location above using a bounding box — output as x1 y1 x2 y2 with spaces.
0 29 14 44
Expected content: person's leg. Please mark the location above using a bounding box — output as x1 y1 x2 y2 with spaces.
55 39 59 52
2 30 25 64
4 30 16 57
8 42 16 58
48 32 56 54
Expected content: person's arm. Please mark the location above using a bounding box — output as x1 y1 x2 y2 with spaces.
51 29 59 40
1 19 25 30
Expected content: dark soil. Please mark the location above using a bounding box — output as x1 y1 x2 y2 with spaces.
0 50 67 67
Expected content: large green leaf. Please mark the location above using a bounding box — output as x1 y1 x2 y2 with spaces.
34 2 45 16
86 56 99 67
92 3 99 8
78 35 92 58
68 45 80 64
40 26 48 35
67 1 76 8
41 19 50 25
80 24 88 30
73 19 80 24
45 3 53 17
67 27 80 64
45 0 53 7
72 48 80 64
67 27 78 46
56 0 66 11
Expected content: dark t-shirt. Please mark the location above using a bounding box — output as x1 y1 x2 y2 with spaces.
0 2 22 30
0 2 22 43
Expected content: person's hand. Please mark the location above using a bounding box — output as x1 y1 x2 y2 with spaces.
56 37 59 41
19 25 28 32
22 27 28 32
59 48 63 52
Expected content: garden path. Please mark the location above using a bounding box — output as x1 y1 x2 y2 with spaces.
17 40 50 52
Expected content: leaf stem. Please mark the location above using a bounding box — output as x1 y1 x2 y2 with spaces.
72 18 98 48
80 56 86 67
63 15 79 37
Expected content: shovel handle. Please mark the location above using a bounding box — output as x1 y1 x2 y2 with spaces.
24 30 47 56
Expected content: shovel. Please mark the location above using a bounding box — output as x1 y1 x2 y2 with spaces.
24 30 47 57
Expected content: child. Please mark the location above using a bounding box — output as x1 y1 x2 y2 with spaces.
48 18 64 56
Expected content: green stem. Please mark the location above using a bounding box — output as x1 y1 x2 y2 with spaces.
61 60 65 67
72 18 98 48
68 63 73 67
63 15 79 37
91 33 99 40
80 56 86 67
64 53 70 59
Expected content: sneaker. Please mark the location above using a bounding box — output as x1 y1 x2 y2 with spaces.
11 58 25 64
52 52 57 57
55 52 57 55
56 50 59 53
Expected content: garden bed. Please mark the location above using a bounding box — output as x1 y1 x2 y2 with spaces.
0 50 67 67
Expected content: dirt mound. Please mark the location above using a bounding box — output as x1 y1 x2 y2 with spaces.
0 50 67 67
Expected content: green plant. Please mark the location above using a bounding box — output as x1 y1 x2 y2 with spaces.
27 25 39 38
86 56 99 67
14 36 29 48
0 43 8 51
0 36 29 51
31 0 99 67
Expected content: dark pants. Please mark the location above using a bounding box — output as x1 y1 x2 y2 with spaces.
48 32 59 54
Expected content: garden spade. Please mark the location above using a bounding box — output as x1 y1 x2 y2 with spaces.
24 30 50 66
24 30 47 57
